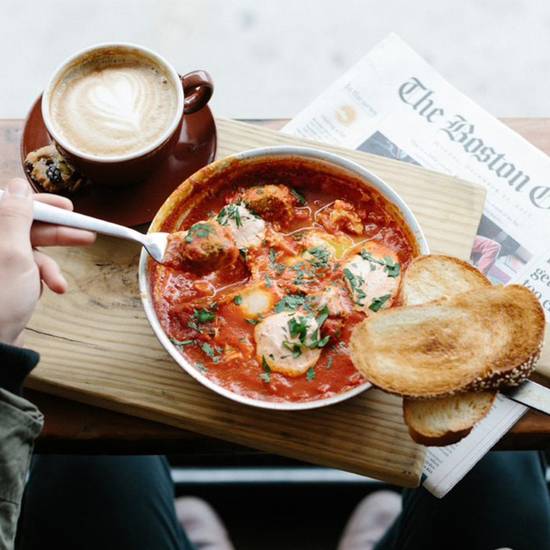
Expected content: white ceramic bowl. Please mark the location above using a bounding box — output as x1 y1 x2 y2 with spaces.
139 146 429 410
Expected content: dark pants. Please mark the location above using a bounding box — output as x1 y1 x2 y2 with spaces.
16 455 194 550
376 451 550 550
16 452 550 550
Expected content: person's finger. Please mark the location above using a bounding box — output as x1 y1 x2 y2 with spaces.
34 193 74 211
31 222 96 247
0 179 34 257
33 249 68 294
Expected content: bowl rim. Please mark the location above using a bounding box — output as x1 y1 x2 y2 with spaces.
138 145 430 411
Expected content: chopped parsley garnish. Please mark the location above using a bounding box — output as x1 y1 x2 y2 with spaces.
200 342 216 358
344 268 366 306
275 294 306 313
315 305 329 328
291 262 316 286
306 366 316 381
233 295 243 305
360 250 401 278
196 362 207 373
217 203 243 227
169 337 194 348
369 294 391 312
291 188 306 205
193 308 216 323
283 340 302 358
359 250 384 265
306 246 331 269
185 222 213 243
269 248 286 274
260 356 271 383
265 274 273 288
246 318 260 325
288 316 309 343
384 257 401 278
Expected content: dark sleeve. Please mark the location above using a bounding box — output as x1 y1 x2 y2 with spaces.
0 343 40 395
0 343 43 549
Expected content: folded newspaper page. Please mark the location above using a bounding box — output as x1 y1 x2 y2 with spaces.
282 33 549 498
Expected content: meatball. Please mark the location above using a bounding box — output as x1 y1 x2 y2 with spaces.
164 220 239 273
241 184 297 225
316 200 363 235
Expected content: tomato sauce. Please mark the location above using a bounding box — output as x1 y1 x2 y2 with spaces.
151 161 418 403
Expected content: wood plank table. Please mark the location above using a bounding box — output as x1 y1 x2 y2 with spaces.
1 117 549 457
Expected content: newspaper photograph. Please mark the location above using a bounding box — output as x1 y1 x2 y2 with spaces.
283 33 550 497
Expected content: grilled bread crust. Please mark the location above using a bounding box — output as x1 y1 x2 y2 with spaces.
351 284 544 399
403 391 496 446
396 254 491 306
399 255 496 445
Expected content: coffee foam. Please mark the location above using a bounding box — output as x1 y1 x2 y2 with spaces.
49 53 179 158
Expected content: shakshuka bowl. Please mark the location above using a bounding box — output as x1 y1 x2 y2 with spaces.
138 146 429 410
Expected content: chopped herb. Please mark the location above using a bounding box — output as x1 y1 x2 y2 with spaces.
265 274 273 288
369 294 391 312
344 268 366 306
196 362 207 373
187 320 202 333
185 222 214 243
288 316 309 343
217 203 243 227
360 250 384 265
193 308 215 323
275 294 306 313
360 250 401 278
200 342 216 358
384 257 401 278
260 356 271 383
246 318 260 325
315 305 329 328
233 295 243 305
269 248 286 274
169 337 194 348
291 262 316 286
326 357 334 369
291 188 306 206
306 246 331 269
308 333 331 349
283 340 302 358
306 366 316 381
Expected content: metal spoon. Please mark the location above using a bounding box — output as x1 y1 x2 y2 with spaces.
0 189 169 263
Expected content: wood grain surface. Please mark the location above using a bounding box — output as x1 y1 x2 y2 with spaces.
1 118 548 479
18 118 490 488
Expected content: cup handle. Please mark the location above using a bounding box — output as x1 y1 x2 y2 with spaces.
180 70 214 114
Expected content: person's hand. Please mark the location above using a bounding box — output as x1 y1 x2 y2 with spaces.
0 178 96 346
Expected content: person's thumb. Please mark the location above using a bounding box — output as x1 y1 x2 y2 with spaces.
0 178 33 252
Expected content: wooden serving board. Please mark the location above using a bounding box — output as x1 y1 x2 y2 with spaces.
25 118 488 488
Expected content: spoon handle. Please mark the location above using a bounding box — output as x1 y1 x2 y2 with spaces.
0 188 145 245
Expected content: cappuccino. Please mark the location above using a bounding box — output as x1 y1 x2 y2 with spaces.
49 53 179 158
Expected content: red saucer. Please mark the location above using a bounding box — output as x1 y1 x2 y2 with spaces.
20 96 217 227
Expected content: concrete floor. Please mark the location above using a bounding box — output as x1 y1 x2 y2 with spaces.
1 0 550 120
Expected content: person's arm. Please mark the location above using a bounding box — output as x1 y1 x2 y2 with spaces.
0 178 95 549
0 344 43 549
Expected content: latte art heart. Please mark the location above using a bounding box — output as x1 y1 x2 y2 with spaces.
49 57 179 158
87 72 145 132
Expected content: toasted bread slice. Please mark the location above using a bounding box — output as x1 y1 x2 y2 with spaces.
400 255 496 445
397 254 490 306
350 284 544 399
403 391 496 446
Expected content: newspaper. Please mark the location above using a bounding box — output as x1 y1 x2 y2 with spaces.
282 33 550 498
